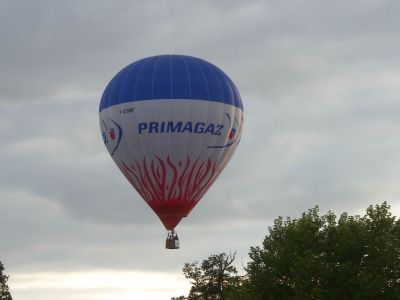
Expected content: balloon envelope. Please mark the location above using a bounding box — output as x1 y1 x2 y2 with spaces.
99 55 243 230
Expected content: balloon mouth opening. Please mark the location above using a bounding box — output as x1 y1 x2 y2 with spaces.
149 201 198 230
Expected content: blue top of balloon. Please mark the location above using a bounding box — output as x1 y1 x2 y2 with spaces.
99 54 243 112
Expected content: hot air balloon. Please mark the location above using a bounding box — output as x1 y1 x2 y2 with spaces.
99 55 243 249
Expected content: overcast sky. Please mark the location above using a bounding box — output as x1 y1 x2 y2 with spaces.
1 0 400 299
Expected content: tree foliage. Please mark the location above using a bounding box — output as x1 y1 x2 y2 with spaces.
172 252 245 300
175 202 400 300
247 202 400 299
0 261 12 300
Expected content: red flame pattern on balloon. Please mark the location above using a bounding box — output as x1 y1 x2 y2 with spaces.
119 156 222 204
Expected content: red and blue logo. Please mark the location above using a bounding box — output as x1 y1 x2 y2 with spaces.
207 113 241 149
101 119 123 156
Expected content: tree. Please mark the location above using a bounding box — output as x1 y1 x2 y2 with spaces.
175 203 400 300
172 252 245 300
0 261 12 300
246 202 400 299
